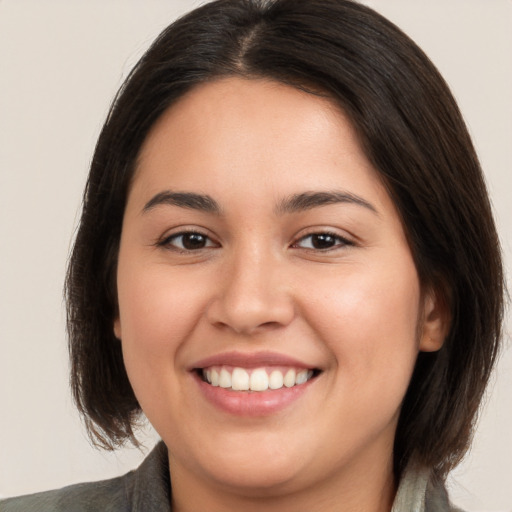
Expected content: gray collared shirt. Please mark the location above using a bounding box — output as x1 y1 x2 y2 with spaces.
1 442 462 511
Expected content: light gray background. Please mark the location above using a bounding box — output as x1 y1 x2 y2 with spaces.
0 1 511 510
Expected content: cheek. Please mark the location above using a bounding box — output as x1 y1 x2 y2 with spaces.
116 264 206 383
302 256 421 389
115 263 215 435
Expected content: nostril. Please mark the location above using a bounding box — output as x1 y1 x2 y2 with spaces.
259 321 285 330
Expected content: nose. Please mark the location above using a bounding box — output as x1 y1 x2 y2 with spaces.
206 246 295 335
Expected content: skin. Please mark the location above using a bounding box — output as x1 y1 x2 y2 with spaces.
114 77 447 512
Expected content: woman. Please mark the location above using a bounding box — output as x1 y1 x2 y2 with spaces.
2 0 504 510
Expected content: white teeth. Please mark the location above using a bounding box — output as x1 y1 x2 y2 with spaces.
219 368 232 388
296 370 308 385
202 366 316 391
250 369 269 391
284 369 296 388
231 368 250 390
269 370 284 389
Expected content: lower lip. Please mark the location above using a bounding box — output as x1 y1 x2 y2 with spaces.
193 373 315 416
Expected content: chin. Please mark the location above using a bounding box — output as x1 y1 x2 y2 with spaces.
205 458 305 497
170 431 312 496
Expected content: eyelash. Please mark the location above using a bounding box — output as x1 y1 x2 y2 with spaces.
157 230 218 253
157 230 353 253
292 231 353 251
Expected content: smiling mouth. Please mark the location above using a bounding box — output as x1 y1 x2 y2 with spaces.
197 366 321 392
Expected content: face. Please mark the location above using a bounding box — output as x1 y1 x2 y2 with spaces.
114 78 444 501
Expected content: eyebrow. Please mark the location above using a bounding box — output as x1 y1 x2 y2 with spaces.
275 191 378 216
142 189 378 216
143 191 222 214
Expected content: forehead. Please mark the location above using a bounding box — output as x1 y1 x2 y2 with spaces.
131 77 390 213
137 78 345 165
139 78 365 165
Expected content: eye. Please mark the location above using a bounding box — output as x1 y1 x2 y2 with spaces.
160 231 217 251
294 232 351 251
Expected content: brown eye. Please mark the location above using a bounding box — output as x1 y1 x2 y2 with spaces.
311 234 337 249
295 232 351 250
181 233 208 250
162 232 216 251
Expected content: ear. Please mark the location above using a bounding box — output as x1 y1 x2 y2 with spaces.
113 318 122 340
418 287 450 352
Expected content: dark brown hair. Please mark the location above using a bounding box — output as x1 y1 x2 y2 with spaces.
66 0 504 479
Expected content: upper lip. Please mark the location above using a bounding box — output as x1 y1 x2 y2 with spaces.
190 351 317 370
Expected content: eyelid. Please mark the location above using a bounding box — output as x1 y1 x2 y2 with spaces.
156 228 219 252
154 227 354 253
292 230 354 251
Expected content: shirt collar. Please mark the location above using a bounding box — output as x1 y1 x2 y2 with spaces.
391 465 430 512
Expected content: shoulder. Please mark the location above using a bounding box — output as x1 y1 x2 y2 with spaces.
393 465 465 512
0 473 131 512
425 478 465 512
0 441 171 512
